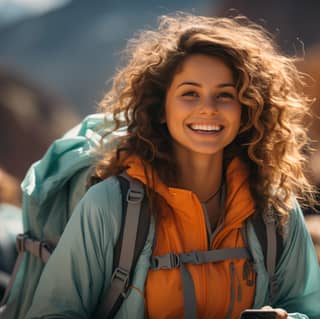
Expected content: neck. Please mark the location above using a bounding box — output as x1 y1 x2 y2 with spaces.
175 151 223 202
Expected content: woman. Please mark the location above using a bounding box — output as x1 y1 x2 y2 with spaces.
26 13 320 319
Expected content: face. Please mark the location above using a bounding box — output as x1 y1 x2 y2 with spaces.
164 54 241 160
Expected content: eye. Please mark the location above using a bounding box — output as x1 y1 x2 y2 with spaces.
216 92 236 101
181 90 199 98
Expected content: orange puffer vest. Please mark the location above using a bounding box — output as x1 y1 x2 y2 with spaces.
126 157 256 319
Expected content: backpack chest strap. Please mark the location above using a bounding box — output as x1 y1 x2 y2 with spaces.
150 247 250 270
150 247 250 319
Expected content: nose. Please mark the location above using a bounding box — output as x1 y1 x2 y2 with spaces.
199 97 218 114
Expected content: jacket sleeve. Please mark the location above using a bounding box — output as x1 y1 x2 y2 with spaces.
273 200 320 319
25 178 123 319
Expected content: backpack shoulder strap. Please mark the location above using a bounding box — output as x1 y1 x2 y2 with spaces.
95 173 150 318
248 211 283 301
250 211 284 266
113 174 151 272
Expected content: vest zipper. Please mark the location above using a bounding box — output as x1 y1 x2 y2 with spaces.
200 203 212 248
201 202 225 248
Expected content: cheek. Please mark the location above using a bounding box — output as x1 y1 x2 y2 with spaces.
164 99 182 125
232 104 242 123
236 108 242 127
226 105 242 134
164 110 179 135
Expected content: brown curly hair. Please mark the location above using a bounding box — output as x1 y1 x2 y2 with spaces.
93 12 316 225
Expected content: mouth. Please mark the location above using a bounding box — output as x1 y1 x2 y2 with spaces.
187 123 224 133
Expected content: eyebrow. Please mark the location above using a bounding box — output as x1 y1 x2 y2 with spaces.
176 81 235 89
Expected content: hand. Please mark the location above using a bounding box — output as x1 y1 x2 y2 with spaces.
261 306 288 319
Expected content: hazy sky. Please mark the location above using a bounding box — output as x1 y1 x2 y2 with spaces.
0 0 71 26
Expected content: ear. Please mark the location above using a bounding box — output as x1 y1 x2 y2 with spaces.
159 110 166 124
160 116 166 124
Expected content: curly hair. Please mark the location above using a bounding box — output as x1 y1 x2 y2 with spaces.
93 12 316 226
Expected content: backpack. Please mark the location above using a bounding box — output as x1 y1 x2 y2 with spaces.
0 114 283 319
0 204 22 300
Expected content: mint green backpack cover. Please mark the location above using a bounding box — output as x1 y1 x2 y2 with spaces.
0 114 123 319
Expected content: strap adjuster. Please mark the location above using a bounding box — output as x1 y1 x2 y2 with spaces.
16 233 28 252
111 267 130 298
151 253 181 270
39 240 53 258
126 188 144 203
111 267 129 285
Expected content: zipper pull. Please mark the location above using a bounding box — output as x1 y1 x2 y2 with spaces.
242 260 254 286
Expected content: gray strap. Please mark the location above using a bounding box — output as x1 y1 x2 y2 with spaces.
17 234 52 263
118 174 144 269
95 173 144 319
264 213 278 300
151 247 250 270
183 248 250 264
180 265 197 319
240 226 253 260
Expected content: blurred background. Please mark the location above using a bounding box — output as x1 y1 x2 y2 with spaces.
1 0 320 186
1 0 320 185
0 1 319 293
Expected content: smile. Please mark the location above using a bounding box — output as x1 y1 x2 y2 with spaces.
188 123 223 132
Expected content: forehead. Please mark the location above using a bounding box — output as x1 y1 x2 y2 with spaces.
172 54 234 85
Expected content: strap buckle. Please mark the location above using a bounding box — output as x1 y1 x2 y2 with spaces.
111 267 130 297
151 253 181 270
126 188 144 203
39 240 53 258
16 233 28 253
111 267 129 288
111 267 129 284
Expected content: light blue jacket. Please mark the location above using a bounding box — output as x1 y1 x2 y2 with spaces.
2 114 320 319
26 178 320 319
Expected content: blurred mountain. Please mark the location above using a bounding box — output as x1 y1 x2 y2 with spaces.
0 0 212 116
215 0 320 55
0 66 80 180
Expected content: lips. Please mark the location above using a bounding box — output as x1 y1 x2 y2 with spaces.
188 123 224 133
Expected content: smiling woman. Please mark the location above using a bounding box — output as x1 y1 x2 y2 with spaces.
163 54 242 206
165 54 241 162
13 12 320 319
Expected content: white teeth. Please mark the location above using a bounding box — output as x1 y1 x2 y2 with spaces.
189 124 222 132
